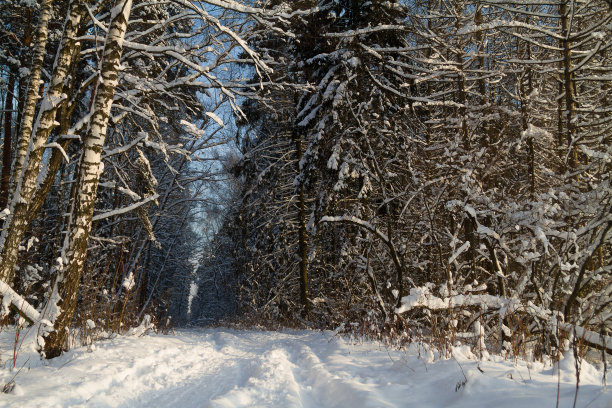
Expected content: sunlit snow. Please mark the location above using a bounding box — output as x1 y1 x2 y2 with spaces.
1 328 609 407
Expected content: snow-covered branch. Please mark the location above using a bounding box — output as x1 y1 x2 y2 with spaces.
320 215 389 244
398 287 612 352
0 279 52 326
92 194 159 222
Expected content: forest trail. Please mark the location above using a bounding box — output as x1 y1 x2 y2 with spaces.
1 329 610 407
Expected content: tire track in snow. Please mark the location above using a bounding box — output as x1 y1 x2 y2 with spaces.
2 332 240 407
286 342 397 408
2 329 610 408
208 348 303 408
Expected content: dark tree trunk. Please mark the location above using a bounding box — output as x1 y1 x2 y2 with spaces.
1 72 16 209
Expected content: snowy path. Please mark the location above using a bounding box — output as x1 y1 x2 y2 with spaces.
1 328 610 407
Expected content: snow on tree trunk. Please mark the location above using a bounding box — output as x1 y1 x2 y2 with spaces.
44 0 133 359
9 0 53 198
0 0 85 284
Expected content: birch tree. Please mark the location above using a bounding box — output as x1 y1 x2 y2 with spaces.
0 0 86 285
7 0 53 199
0 0 282 353
42 0 133 357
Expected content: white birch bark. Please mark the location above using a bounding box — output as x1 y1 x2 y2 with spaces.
9 0 53 197
44 0 133 358
0 0 86 283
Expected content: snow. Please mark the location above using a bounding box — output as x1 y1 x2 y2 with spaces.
1 328 609 407
320 215 390 244
187 282 198 315
42 142 70 163
0 280 51 327
449 241 470 265
397 287 612 352
91 194 159 222
205 112 225 128
121 272 135 291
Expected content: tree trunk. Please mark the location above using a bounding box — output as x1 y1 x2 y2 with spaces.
0 0 85 284
9 0 53 198
518 34 535 198
560 0 578 169
44 0 132 358
13 9 33 159
1 72 16 209
27 38 84 226
294 130 309 318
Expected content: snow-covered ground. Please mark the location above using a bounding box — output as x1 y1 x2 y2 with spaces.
0 328 610 407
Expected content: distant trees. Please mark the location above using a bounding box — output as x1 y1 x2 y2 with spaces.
205 0 611 356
